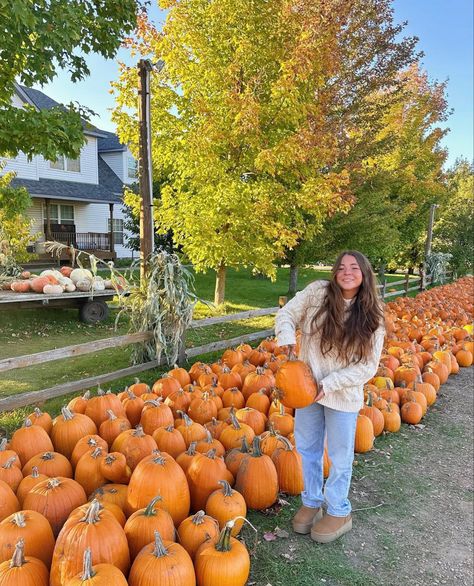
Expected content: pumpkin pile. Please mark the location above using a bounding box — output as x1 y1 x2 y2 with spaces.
5 267 117 296
0 278 472 584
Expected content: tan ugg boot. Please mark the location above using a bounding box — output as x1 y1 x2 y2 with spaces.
311 513 352 543
292 505 323 534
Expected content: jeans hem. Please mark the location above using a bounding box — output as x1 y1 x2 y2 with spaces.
326 509 352 517
302 500 324 509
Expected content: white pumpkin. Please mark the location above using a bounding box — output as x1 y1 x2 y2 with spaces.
70 268 93 284
91 277 105 291
75 279 92 292
65 283 76 292
104 280 114 289
43 284 64 296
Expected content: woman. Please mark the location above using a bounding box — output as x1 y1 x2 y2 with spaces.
275 251 385 543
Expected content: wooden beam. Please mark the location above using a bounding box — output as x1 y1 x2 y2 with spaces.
0 332 153 373
109 203 114 253
185 329 275 359
0 358 164 412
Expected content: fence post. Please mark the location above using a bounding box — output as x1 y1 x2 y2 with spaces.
178 330 187 365
404 270 410 295
278 296 287 308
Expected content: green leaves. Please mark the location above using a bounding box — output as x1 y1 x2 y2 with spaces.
0 0 139 159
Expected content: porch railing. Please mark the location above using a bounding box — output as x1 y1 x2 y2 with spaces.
50 231 111 251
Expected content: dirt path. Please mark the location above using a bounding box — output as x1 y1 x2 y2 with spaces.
344 365 474 585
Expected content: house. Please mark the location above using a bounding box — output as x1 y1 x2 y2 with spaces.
0 84 138 262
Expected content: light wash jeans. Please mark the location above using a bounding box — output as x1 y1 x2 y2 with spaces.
294 402 358 517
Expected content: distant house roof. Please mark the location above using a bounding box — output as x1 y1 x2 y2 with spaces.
16 84 107 139
11 160 123 204
98 130 127 153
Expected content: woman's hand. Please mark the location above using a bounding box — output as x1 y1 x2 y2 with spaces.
314 382 325 402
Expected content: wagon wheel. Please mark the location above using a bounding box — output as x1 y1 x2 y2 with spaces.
79 300 109 323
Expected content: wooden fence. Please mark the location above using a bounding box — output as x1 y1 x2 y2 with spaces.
0 271 445 412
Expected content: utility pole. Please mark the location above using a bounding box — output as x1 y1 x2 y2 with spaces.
138 59 154 283
421 203 439 290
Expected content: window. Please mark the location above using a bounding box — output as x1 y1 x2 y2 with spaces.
108 218 124 245
45 204 75 225
127 156 137 179
49 156 81 172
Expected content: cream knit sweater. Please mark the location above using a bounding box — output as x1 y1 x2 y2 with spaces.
275 280 385 413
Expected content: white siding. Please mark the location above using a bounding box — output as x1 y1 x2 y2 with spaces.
11 93 26 108
25 199 44 238
0 151 39 179
100 152 125 181
78 202 133 258
38 136 98 184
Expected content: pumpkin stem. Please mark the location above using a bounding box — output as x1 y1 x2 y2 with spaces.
42 452 54 460
97 385 105 396
218 479 234 497
61 406 75 421
47 478 61 489
33 407 43 417
205 448 217 460
31 466 40 478
215 524 233 552
144 495 163 516
251 435 263 457
186 442 197 456
12 512 26 528
229 411 241 430
240 435 250 453
23 418 33 428
90 447 103 459
81 548 96 580
133 425 146 437
82 390 91 400
192 510 206 525
0 438 7 451
152 530 169 558
82 500 102 524
152 453 167 466
2 456 16 469
106 409 117 421
278 436 294 451
10 538 26 568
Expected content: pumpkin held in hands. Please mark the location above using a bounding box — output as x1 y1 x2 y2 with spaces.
274 359 318 408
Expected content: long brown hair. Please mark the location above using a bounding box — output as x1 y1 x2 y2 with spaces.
312 251 384 364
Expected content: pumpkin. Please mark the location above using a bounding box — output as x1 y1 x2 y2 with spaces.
85 388 126 428
274 359 318 408
22 450 73 478
49 500 129 586
218 368 243 391
99 452 132 484
187 449 234 512
124 496 176 561
168 365 192 387
30 276 51 293
23 477 87 536
164 388 192 418
64 547 128 586
245 388 271 414
128 531 195 586
0 510 55 568
259 423 286 457
126 451 191 524
99 409 132 447
188 393 218 425
0 457 22 492
400 399 423 425
195 522 250 586
177 510 220 560
359 391 384 437
205 480 247 536
268 403 294 437
122 391 145 427
152 425 187 459
176 413 208 448
51 407 98 460
221 348 244 368
152 374 182 399
75 447 108 497
271 436 304 495
70 268 93 284
71 435 109 470
382 403 401 433
26 408 52 435
89 484 128 511
235 407 267 435
10 420 54 466
43 283 63 295
0 480 20 522
128 378 151 397
354 415 374 453
219 412 255 451
221 387 245 409
0 439 20 469
10 281 31 293
111 425 158 471
235 436 279 510
16 467 49 506
67 390 91 414
0 539 49 586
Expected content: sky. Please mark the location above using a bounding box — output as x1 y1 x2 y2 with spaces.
33 0 473 167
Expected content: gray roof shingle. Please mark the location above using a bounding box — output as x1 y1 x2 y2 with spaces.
12 158 124 204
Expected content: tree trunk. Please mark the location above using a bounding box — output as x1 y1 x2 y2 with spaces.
378 263 386 300
214 263 226 305
287 263 299 298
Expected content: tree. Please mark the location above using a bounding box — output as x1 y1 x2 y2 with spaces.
433 159 474 275
0 0 139 160
122 185 175 253
112 1 417 304
310 64 450 277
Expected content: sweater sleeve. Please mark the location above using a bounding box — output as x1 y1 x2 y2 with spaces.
275 282 323 347
320 325 385 394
